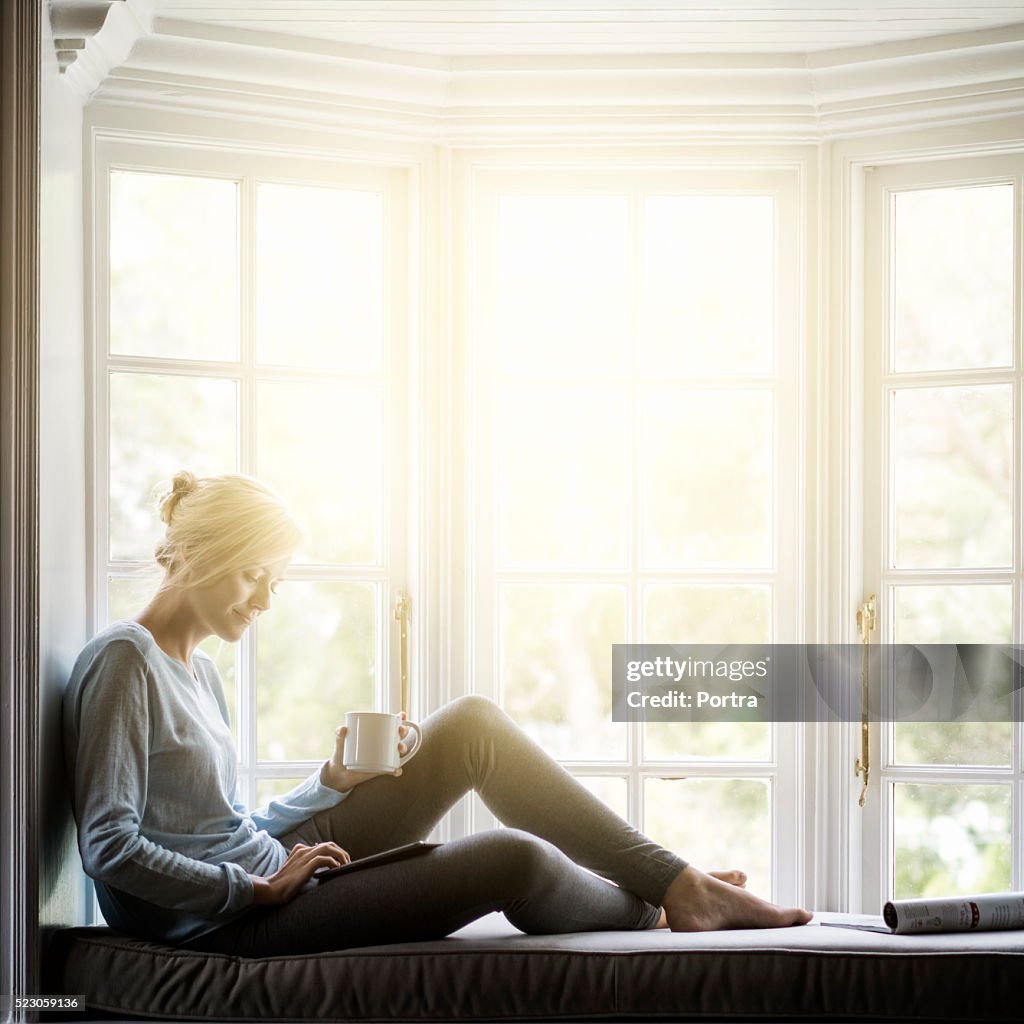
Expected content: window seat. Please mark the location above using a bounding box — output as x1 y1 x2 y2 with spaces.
46 911 1021 1021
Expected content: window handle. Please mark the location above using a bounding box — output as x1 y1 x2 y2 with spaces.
854 595 876 807
393 590 410 715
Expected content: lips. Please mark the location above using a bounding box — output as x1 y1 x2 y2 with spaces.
234 610 255 626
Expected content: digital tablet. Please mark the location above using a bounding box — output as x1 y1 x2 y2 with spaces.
314 840 442 882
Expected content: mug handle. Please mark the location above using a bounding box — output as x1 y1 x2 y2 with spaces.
398 721 423 766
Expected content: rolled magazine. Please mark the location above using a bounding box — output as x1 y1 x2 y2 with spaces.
882 892 1024 934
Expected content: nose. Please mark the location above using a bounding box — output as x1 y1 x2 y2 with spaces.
250 579 272 613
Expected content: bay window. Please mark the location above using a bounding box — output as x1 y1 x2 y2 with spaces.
88 128 1024 919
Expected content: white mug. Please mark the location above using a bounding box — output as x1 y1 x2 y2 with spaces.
343 711 423 773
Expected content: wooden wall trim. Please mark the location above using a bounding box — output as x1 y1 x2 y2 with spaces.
1 0 41 1014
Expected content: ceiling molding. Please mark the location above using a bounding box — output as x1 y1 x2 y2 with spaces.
49 0 154 98
147 2 1024 57
85 18 1024 142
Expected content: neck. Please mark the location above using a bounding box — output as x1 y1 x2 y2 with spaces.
135 585 208 673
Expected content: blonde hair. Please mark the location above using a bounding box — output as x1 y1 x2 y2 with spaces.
154 471 302 589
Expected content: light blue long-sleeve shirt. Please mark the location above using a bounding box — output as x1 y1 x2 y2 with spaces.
62 620 348 944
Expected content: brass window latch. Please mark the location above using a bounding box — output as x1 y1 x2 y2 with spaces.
393 590 410 715
854 595 876 807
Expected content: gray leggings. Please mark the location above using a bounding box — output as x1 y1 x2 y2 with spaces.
180 696 688 956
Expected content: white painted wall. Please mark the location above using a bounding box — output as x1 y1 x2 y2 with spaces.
39 13 88 934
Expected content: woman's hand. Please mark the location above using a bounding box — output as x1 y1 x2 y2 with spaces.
250 842 351 906
319 712 414 794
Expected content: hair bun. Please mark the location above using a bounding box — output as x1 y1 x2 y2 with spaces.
158 470 199 525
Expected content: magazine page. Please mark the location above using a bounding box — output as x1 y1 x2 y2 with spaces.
883 892 1024 934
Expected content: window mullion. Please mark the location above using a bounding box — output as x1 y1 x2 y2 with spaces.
629 187 642 818
239 171 257 804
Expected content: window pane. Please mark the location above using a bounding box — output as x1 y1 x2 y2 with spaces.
893 783 1011 898
109 372 238 561
498 385 629 568
893 585 1013 645
109 575 238 743
256 580 376 761
892 184 1014 372
645 778 771 897
643 584 771 761
257 381 381 565
892 385 1012 569
892 585 1012 768
575 776 628 820
255 778 306 810
500 584 626 761
893 724 1011 769
109 171 238 361
643 195 774 376
641 389 772 567
644 584 772 643
644 723 771 763
497 196 630 379
107 574 160 621
256 183 383 371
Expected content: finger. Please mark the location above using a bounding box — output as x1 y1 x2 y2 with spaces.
293 842 336 862
319 842 348 860
393 767 403 777
308 854 344 874
308 845 344 863
305 844 351 873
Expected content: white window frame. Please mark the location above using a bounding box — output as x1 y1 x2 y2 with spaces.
859 151 1024 909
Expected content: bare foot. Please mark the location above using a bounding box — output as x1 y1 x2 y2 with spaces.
653 869 748 927
662 866 813 932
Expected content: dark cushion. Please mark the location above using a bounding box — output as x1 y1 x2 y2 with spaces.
47 912 1023 1021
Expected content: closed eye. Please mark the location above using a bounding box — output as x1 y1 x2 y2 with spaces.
244 570 281 594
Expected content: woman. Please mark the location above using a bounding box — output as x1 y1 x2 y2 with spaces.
63 470 811 957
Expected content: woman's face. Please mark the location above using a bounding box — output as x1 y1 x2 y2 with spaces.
189 556 290 643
